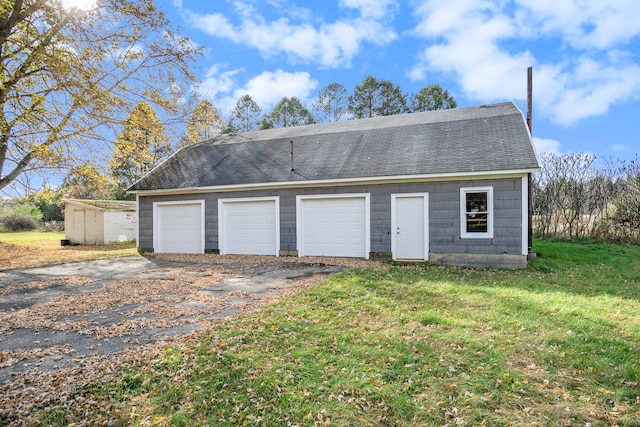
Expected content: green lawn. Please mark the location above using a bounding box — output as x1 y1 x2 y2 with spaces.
10 240 640 426
0 230 64 246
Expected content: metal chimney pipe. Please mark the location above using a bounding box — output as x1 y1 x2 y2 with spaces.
290 140 295 171
527 67 534 257
527 67 533 134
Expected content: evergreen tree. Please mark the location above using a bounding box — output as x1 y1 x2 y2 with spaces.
348 75 407 119
312 82 348 122
378 79 408 116
228 94 263 133
263 97 314 129
410 84 457 112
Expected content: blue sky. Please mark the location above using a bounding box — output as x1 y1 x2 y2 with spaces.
154 0 639 160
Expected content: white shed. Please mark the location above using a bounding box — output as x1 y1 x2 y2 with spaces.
63 199 137 245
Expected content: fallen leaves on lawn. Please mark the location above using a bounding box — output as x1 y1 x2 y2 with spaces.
1 339 170 425
0 267 228 335
0 242 50 270
151 253 389 271
0 276 96 295
0 258 342 426
0 344 76 369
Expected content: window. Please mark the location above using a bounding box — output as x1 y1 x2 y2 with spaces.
460 187 493 238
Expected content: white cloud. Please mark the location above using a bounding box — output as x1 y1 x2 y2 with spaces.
339 0 398 19
515 0 640 50
196 65 243 101
409 0 640 126
612 143 631 152
535 59 640 125
187 12 236 37
196 67 319 116
182 3 397 68
409 0 534 100
533 137 560 154
237 70 319 110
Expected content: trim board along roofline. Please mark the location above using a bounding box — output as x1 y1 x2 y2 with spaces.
129 169 537 197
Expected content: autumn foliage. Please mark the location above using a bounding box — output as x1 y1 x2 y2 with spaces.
0 0 200 191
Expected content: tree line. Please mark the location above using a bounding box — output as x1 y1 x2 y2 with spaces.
532 153 640 244
219 77 456 134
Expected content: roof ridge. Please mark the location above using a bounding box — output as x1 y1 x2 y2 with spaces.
201 102 519 147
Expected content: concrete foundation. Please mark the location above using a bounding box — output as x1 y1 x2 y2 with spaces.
429 252 527 269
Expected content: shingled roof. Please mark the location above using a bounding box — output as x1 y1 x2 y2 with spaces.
62 199 137 212
129 102 539 192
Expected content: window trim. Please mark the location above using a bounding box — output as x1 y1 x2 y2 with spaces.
460 187 494 239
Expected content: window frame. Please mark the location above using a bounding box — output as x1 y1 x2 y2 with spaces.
460 186 494 239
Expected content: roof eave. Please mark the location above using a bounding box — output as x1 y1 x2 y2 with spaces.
128 168 540 197
61 198 137 212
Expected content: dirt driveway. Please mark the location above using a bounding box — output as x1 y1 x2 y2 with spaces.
0 254 365 422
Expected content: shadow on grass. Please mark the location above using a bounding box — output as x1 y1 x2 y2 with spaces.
370 239 640 302
524 239 640 300
60 243 137 253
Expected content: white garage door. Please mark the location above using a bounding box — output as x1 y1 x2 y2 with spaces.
154 201 204 254
219 197 279 256
297 195 369 258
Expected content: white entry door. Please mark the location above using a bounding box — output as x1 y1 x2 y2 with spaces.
392 194 428 260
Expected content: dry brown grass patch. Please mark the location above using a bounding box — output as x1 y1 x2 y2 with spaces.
0 241 138 270
151 252 389 270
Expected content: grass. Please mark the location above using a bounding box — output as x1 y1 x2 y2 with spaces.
0 230 138 270
0 230 66 246
7 240 640 426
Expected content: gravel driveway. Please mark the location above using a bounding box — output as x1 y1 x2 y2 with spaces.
0 254 358 421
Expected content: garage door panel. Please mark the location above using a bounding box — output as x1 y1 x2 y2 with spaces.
219 198 278 256
155 202 204 254
298 196 369 258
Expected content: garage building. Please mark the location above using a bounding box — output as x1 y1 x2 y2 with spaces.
128 102 540 268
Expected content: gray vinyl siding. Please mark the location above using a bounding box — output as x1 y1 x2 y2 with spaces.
138 177 524 256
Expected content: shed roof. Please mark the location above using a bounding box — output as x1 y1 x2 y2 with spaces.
62 199 136 212
129 102 539 193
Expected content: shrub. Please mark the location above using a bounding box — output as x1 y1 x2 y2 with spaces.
0 203 43 221
0 202 43 231
26 189 64 222
1 213 39 231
